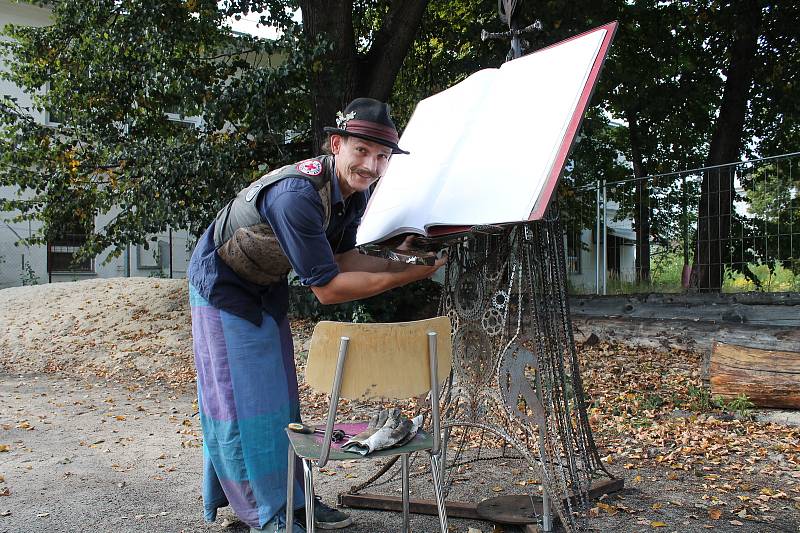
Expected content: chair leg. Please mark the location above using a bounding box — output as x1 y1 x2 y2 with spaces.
429 452 449 533
303 458 315 533
401 454 410 533
286 446 295 533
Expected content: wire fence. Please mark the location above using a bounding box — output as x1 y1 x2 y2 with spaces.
3 153 798 295
562 152 800 295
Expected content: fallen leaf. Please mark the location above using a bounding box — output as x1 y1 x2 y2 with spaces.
708 508 722 520
597 502 618 515
0 445 9 453
729 519 743 526
650 521 667 527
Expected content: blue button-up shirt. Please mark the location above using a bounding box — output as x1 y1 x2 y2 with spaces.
187 165 367 325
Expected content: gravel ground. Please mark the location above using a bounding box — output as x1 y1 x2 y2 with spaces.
0 373 496 533
3 373 797 532
1 279 798 532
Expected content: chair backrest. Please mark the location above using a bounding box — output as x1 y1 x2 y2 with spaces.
305 316 452 400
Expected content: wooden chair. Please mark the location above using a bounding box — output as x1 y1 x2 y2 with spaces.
285 317 452 533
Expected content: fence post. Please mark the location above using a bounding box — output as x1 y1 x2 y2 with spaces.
602 180 607 295
168 228 174 279
595 180 601 295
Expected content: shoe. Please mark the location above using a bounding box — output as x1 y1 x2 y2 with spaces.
294 497 353 530
250 514 306 532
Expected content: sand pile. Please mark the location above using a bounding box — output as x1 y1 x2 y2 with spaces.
0 278 196 385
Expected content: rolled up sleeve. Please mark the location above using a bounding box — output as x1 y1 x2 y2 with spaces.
260 182 339 287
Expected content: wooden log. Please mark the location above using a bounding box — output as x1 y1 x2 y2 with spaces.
709 341 800 408
571 316 800 353
569 293 800 327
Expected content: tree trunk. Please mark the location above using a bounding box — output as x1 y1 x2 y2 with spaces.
299 0 428 153
625 109 651 284
694 0 762 291
299 0 357 153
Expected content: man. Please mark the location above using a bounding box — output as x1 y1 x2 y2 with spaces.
188 98 445 532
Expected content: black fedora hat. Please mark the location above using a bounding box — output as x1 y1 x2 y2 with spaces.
323 97 409 155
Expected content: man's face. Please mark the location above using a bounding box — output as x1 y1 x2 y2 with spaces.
331 135 392 196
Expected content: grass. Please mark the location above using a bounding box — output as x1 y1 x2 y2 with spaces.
569 250 800 294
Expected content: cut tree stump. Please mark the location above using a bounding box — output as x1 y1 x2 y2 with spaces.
709 341 800 409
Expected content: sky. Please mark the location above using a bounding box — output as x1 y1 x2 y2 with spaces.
224 11 282 39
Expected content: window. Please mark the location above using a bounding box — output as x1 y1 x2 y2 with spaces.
165 103 201 130
46 107 66 125
566 229 582 274
47 223 93 273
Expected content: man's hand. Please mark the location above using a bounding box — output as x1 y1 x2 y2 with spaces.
312 250 448 305
401 251 447 280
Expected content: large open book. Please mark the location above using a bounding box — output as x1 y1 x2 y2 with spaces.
356 22 617 247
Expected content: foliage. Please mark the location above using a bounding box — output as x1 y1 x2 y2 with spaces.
0 0 310 262
288 274 442 323
19 259 40 285
724 393 756 419
1 0 798 296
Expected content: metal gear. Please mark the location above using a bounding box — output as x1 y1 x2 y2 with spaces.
481 307 504 337
453 271 486 320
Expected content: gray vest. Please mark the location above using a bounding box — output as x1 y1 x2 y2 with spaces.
213 156 334 286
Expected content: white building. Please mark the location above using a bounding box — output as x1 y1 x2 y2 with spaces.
0 0 192 288
566 199 637 294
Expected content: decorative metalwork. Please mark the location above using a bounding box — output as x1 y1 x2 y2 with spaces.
434 214 612 532
346 4 612 531
480 307 504 337
453 270 486 320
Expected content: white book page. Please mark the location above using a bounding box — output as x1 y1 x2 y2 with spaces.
356 27 607 244
427 28 606 226
356 70 497 245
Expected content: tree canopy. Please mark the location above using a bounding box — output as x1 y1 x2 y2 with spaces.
0 0 797 286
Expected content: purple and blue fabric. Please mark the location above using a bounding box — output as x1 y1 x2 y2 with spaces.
187 167 368 528
190 284 305 529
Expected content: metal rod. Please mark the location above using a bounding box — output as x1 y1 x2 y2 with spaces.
595 180 600 295
430 452 449 532
402 454 410 533
319 336 349 468
168 227 173 279
534 362 553 532
573 150 800 191
286 446 295 533
304 459 315 533
428 331 441 455
602 181 607 295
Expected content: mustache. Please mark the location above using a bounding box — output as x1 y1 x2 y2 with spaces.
351 167 379 180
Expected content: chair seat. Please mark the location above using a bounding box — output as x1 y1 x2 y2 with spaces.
286 423 435 461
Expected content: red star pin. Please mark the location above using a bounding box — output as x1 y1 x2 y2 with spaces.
296 159 323 176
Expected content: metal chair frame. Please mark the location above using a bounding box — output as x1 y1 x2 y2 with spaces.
286 319 450 533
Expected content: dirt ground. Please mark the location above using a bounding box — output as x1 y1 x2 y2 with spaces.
1 279 798 532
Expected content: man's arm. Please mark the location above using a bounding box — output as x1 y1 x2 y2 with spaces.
334 249 405 273
311 254 446 305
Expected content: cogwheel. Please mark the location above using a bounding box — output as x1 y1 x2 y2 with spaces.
453 271 485 320
492 290 509 310
481 307 504 337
